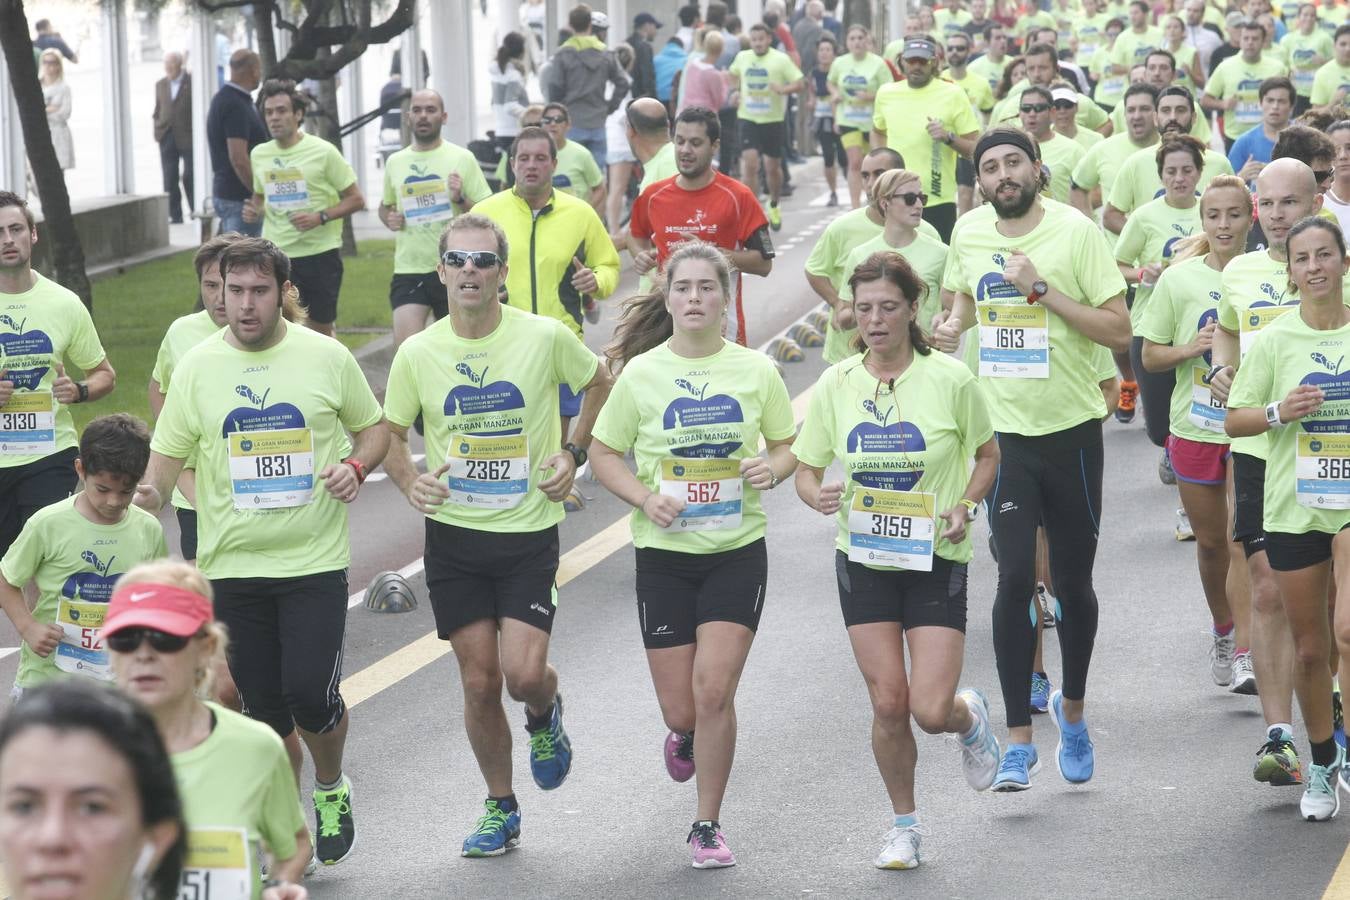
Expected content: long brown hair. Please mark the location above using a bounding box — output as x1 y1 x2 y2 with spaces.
847 251 933 356
606 241 735 371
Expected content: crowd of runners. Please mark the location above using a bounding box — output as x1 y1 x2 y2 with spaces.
7 0 1350 895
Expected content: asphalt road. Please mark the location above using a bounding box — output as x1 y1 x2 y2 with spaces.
4 164 1350 899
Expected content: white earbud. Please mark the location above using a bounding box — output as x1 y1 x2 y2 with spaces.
130 841 155 883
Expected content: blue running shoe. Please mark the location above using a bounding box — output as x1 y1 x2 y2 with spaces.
992 743 1040 792
527 693 573 790
1030 672 1051 715
1050 689 1095 783
461 800 521 857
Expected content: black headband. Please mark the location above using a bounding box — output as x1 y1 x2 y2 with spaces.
973 129 1039 170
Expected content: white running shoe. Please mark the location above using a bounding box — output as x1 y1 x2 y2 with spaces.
1210 630 1235 686
957 688 1001 791
1301 761 1341 822
1175 508 1194 541
1230 651 1257 695
874 823 930 870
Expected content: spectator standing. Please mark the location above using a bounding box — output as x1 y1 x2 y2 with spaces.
32 19 77 63
792 1 829 155
681 32 730 114
677 5 702 50
206 50 266 236
38 51 73 173
629 12 662 99
491 32 532 156
153 52 194 225
655 36 689 107
545 4 631 171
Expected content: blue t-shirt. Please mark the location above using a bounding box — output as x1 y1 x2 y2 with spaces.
206 82 268 201
1228 126 1277 178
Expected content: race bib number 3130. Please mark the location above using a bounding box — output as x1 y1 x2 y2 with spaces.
847 488 936 570
0 390 55 456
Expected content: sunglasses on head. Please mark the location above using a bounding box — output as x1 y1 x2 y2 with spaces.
1052 99 1077 110
890 191 928 206
442 250 502 269
105 628 196 654
1020 102 1051 113
540 114 567 124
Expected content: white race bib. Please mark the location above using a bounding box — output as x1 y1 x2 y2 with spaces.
847 488 936 570
447 433 530 508
177 828 252 900
1187 366 1227 433
228 428 315 510
399 178 454 224
263 166 309 210
1296 432 1350 508
1235 81 1262 124
978 304 1049 378
53 597 111 682
659 458 743 532
0 390 55 456
1238 305 1295 358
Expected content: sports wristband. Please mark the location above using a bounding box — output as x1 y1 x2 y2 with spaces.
1265 401 1284 428
76 382 89 403
342 457 367 484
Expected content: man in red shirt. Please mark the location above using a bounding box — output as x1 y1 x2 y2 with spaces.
629 106 776 345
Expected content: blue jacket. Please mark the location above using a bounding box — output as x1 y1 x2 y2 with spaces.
653 41 688 103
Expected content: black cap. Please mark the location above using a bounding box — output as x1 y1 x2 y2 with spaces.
635 12 663 28
901 38 937 60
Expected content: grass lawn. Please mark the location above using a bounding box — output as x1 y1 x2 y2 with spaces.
69 239 396 432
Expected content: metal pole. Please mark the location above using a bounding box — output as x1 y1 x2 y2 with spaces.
0 46 27 199
400 3 424 91
102 0 135 195
191 9 217 222
431 0 476 145
339 56 367 196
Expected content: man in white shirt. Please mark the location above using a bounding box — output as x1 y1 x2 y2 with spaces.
1183 0 1224 73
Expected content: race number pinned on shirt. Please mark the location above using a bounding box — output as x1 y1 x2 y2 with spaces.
744 86 772 114
1235 81 1262 124
53 598 111 682
658 458 743 532
847 488 936 570
0 390 55 456
228 428 315 510
400 179 453 224
978 304 1049 378
446 434 530 508
180 827 252 900
1188 367 1227 433
1296 432 1350 508
263 167 309 210
1239 305 1295 358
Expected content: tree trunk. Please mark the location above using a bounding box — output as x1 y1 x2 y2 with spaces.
0 0 92 308
310 47 357 257
254 0 278 75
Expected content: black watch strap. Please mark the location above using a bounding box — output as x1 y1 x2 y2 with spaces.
564 442 587 467
76 382 89 403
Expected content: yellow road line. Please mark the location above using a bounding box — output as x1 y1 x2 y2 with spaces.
1324 843 1350 899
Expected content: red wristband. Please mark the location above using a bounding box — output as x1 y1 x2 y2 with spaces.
342 457 367 484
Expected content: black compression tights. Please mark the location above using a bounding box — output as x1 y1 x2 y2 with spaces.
988 419 1104 729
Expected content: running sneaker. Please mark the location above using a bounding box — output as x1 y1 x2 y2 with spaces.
313 776 356 865
1037 584 1056 629
563 487 586 512
828 191 839 207
992 743 1040 791
1210 630 1235 686
461 799 522 857
688 820 736 868
664 730 695 783
957 689 1001 791
1158 451 1176 485
1301 758 1342 822
1253 727 1304 786
583 296 600 324
1230 651 1257 695
526 694 573 790
1049 690 1095 784
1175 508 1194 542
874 823 930 870
1115 380 1138 423
767 204 782 231
1030 672 1051 715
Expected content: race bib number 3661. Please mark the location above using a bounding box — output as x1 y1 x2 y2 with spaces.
1296 432 1350 509
847 488 936 570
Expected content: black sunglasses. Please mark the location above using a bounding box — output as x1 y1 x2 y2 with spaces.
1052 99 1078 110
442 250 502 269
540 114 567 124
1315 168 1334 183
105 628 195 654
945 43 968 51
1020 103 1051 113
890 191 928 206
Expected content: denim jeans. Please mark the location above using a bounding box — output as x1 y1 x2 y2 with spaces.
567 126 608 171
213 196 262 237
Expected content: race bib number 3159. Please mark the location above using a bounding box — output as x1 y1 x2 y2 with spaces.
847 488 936 570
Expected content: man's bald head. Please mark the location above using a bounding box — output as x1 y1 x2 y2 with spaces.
229 49 262 89
627 97 671 138
1256 158 1323 251
410 88 444 112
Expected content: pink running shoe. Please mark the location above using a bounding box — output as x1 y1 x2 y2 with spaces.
664 731 695 782
688 820 735 868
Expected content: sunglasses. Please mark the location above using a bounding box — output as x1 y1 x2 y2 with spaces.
442 250 502 269
105 628 196 654
1315 168 1334 183
889 191 928 206
1052 99 1078 110
1020 103 1051 113
540 115 567 124
945 44 968 51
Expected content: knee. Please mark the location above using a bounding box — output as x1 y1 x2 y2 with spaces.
460 665 504 704
691 674 736 718
502 666 548 704
909 696 952 736
1293 634 1331 671
870 685 911 729
1252 577 1284 617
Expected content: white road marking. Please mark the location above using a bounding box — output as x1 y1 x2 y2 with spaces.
0 648 18 662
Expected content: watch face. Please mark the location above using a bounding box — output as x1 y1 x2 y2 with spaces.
1032 280 1048 295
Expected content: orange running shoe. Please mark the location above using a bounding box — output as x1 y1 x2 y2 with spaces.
1115 380 1138 423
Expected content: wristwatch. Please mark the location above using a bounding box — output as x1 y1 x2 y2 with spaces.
75 382 89 403
1265 401 1284 428
564 442 587 467
342 457 367 484
959 498 979 520
319 210 330 225
1026 280 1049 304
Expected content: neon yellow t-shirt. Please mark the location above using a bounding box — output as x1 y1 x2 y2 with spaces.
968 53 1009 93
151 310 223 512
943 199 1128 435
1113 195 1202 326
1319 5 1350 37
1106 144 1234 215
1310 59 1350 106
1075 12 1115 70
638 142 679 192
1065 125 1106 151
1204 54 1291 137
383 305 598 534
1016 9 1059 41
1071 132 1159 198
174 703 307 900
150 325 383 579
873 78 980 208
250 133 357 259
553 139 604 201
1218 250 1292 460
1135 254 1230 443
1039 131 1088 204
841 230 949 331
829 52 895 129
0 273 106 468
950 69 996 113
730 48 804 124
381 141 493 274
1092 52 1130 107
0 496 165 688
935 7 974 37
590 340 795 553
791 350 993 566
1228 310 1350 534
1280 29 1333 96
1110 26 1165 71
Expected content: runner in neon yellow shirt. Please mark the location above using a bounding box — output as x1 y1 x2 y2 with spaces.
591 242 796 869
936 127 1130 790
1108 2 1164 75
1279 4 1333 105
968 23 1012 91
1226 215 1350 822
1091 19 1131 108
106 563 310 899
1201 22 1290 143
1161 15 1207 93
1050 85 1106 150
542 102 606 210
0 416 165 694
139 237 388 868
382 213 611 858
935 0 974 38
829 25 895 207
1309 25 1350 111
1070 84 1161 228
1075 0 1115 71
1104 52 1214 143
793 248 1001 870
729 25 804 229
1017 85 1087 203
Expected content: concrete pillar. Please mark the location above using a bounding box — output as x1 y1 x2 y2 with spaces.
190 9 218 220
497 0 519 42
0 46 26 199
102 0 135 195
339 56 367 196
888 0 905 46
400 5 425 92
430 0 476 145
607 0 628 43
740 0 765 26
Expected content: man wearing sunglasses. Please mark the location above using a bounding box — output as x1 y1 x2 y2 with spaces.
382 213 612 858
1018 85 1087 203
945 32 994 215
138 237 390 867
540 102 607 216
379 89 494 355
989 43 1108 136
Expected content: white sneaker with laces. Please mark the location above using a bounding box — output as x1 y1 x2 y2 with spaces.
874 823 930 870
1301 761 1341 821
1230 651 1257 695
1175 508 1194 541
1210 630 1235 686
956 689 1001 791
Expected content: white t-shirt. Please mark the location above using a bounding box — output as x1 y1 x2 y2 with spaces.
1325 189 1350 240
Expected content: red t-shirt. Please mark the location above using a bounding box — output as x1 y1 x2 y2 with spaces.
630 171 771 346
